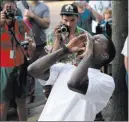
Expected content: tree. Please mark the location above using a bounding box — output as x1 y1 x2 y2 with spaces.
109 1 128 121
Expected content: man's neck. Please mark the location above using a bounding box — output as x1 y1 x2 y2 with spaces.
70 27 77 35
89 63 101 70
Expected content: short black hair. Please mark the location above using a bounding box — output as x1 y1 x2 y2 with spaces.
103 33 116 65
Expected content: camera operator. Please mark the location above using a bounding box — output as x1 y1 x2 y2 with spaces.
43 4 87 99
47 4 87 65
0 1 36 121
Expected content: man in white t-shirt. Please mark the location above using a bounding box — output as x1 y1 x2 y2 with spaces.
122 36 128 71
28 33 116 121
121 36 128 88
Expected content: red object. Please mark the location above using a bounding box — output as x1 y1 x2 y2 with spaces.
24 19 32 29
74 64 78 67
0 20 30 67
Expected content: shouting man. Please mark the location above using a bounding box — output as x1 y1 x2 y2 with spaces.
28 33 116 121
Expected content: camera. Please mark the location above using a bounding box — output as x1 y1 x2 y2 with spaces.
96 21 112 38
20 41 29 50
5 6 15 19
59 24 70 34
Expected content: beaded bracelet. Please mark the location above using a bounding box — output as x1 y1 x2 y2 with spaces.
62 45 71 54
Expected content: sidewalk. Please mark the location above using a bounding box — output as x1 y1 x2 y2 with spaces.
7 103 46 121
27 104 45 122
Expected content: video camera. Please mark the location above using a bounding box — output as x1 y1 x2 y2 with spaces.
5 6 15 19
96 20 112 38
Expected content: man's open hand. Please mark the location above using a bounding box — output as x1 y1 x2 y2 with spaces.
77 33 94 59
67 33 87 53
24 9 35 18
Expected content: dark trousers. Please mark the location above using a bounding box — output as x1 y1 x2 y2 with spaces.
27 44 47 102
30 44 47 63
95 112 104 121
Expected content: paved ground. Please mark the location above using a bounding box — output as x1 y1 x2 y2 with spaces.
7 104 45 121
27 104 45 122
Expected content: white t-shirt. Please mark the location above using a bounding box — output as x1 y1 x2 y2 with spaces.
122 37 128 57
38 63 115 121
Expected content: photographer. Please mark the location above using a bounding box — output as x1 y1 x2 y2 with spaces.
43 4 86 98
0 1 36 121
47 4 86 65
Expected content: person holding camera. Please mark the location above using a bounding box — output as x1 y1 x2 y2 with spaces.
43 4 86 98
0 1 36 121
27 33 116 121
47 4 86 65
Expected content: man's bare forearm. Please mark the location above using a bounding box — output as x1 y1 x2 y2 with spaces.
67 52 93 95
124 56 128 71
90 8 103 22
28 47 69 77
52 40 61 52
32 14 50 29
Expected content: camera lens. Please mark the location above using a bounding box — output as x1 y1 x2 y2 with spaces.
5 6 15 19
61 27 67 33
59 24 70 37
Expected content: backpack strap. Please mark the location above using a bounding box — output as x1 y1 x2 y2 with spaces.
22 1 29 9
17 19 25 36
17 19 34 43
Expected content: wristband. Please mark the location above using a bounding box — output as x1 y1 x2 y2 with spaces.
62 45 70 54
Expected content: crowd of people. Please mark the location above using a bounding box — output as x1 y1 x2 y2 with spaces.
0 0 128 121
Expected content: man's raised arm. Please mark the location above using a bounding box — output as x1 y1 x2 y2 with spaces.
27 34 86 79
67 34 94 95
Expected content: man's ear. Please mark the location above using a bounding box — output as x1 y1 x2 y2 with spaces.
100 53 109 60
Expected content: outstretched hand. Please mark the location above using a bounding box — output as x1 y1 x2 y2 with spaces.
67 33 87 53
